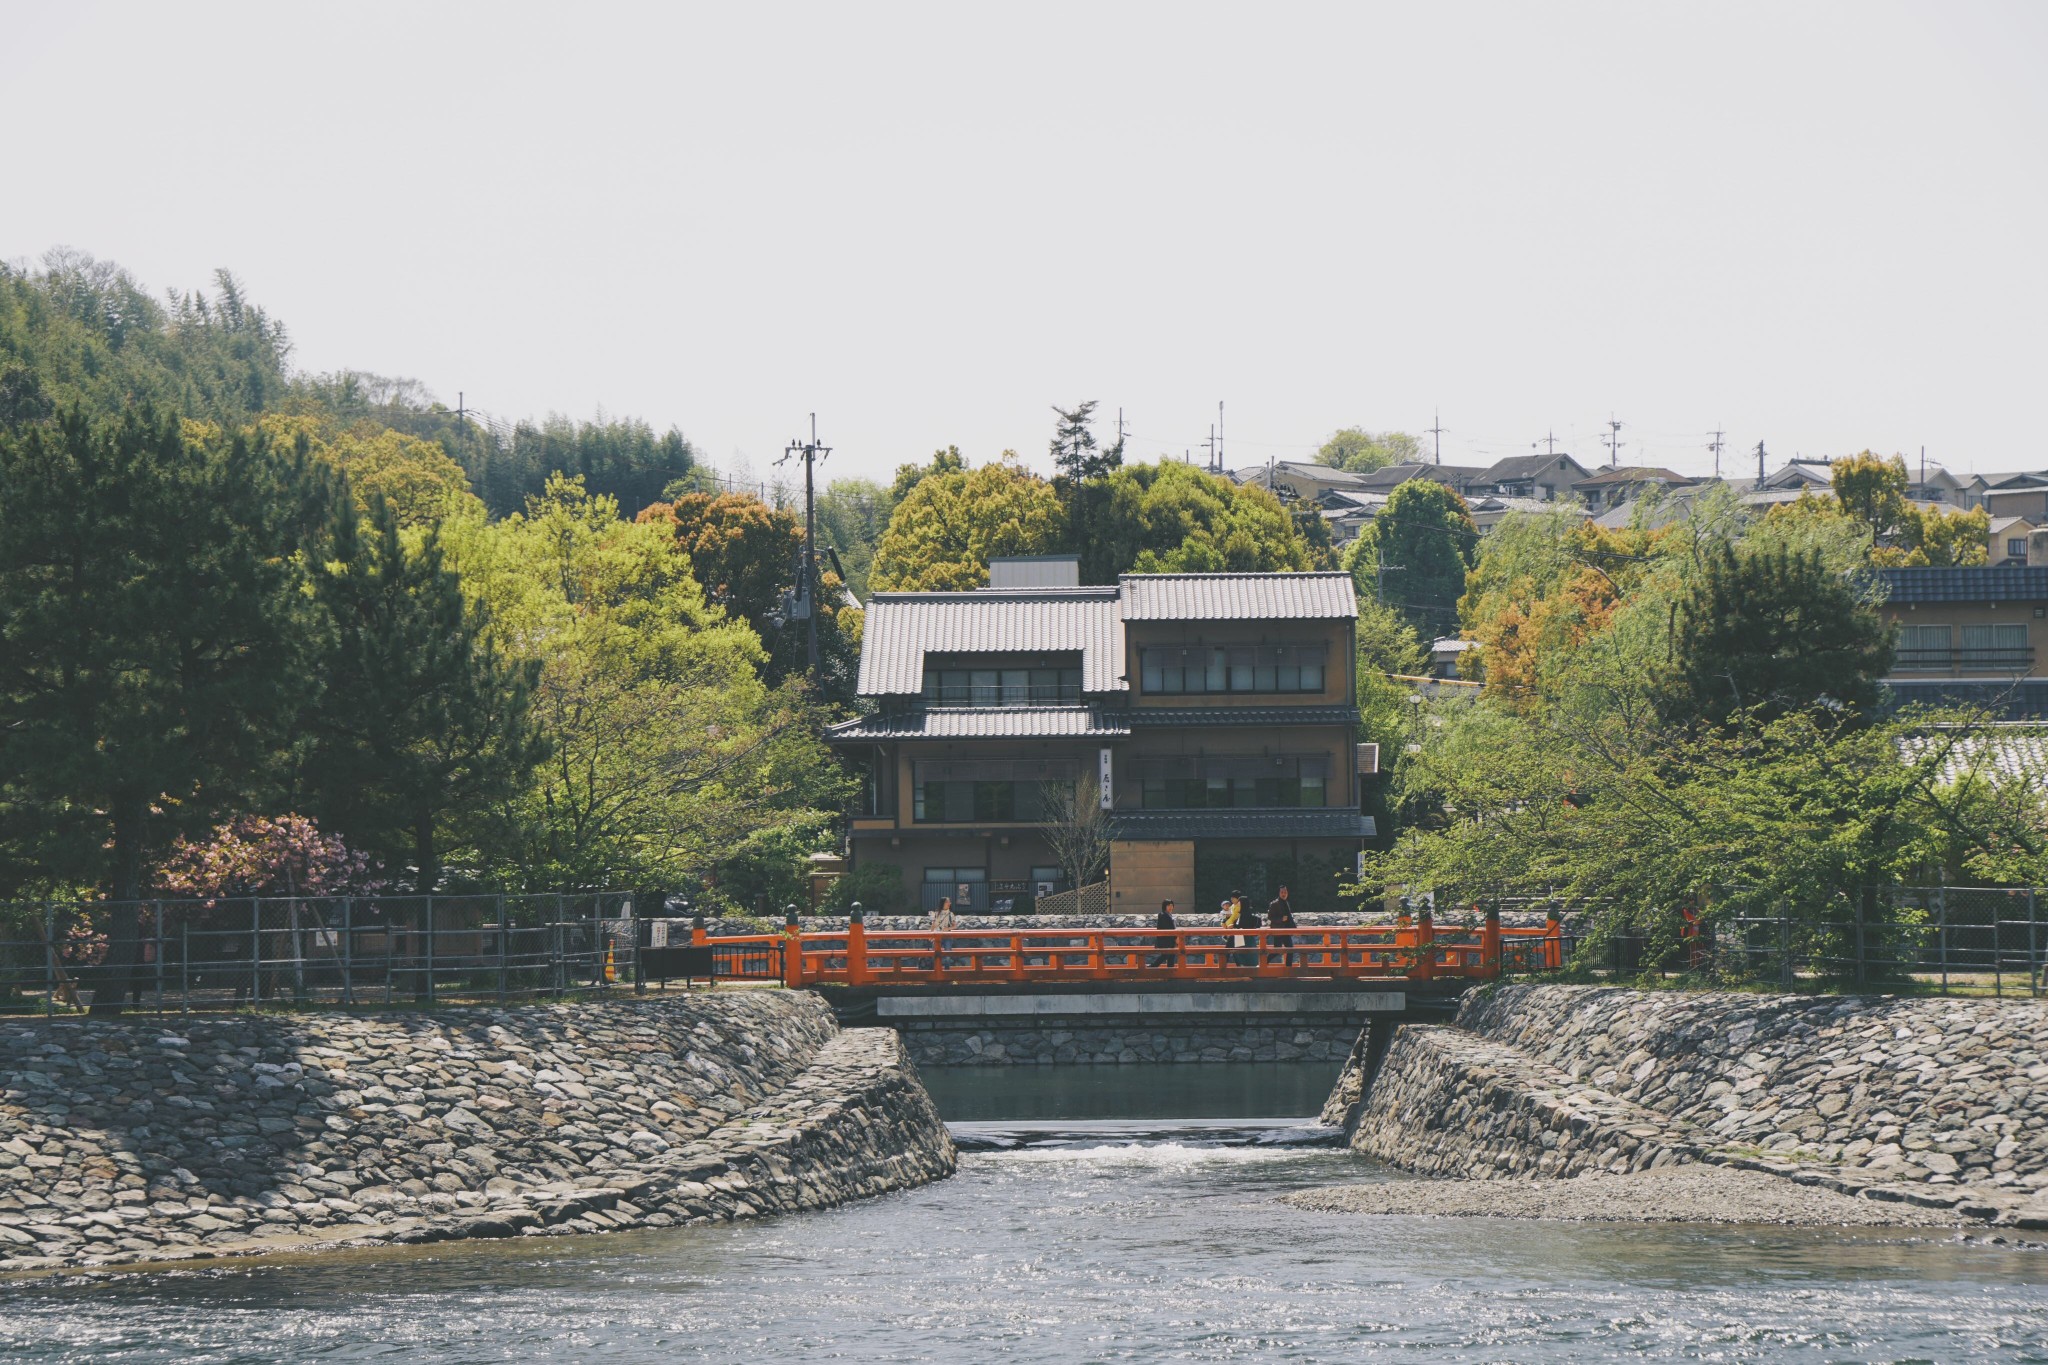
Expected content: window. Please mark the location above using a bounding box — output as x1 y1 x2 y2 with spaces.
1961 623 2029 669
1135 754 1332 808
913 760 1076 822
923 867 987 913
1896 623 1951 670
1139 645 1328 695
923 666 1081 704
2010 538 2029 559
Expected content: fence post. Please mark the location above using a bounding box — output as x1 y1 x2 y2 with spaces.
153 899 164 1010
1854 888 1868 992
1996 893 2006 999
2031 889 2040 999
250 898 263 1003
340 897 354 1007
632 896 647 995
847 902 869 987
1938 886 1949 995
1544 907 1563 971
41 901 54 1016
180 917 190 1014
425 895 437 1006
1778 913 1792 989
497 894 510 1006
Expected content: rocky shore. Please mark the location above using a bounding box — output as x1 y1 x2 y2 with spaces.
1306 984 2048 1231
0 992 955 1272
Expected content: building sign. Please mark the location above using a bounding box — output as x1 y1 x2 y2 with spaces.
1098 747 1114 809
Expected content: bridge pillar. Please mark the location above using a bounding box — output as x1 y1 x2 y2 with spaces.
782 906 805 987
847 902 869 987
1544 906 1563 971
1481 904 1501 978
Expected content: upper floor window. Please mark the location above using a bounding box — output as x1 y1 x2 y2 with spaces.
923 666 1082 705
1140 645 1327 696
912 759 1078 823
1134 754 1330 808
2009 538 2028 559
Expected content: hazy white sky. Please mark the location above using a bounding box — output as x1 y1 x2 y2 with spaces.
7 2 2047 487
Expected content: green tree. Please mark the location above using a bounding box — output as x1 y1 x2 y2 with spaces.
256 413 477 527
1346 479 1479 638
300 495 544 890
1050 400 1123 484
1079 460 1316 582
868 459 1069 591
1666 541 1894 729
1317 427 1423 474
1831 451 1914 547
890 445 965 503
813 477 894 601
0 411 326 1007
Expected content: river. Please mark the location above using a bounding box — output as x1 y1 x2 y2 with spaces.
4 1061 2045 1362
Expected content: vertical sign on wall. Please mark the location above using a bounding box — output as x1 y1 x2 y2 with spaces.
1098 747 1114 809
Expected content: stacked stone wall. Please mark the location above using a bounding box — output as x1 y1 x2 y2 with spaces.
1347 983 2048 1227
0 992 955 1271
898 1016 1361 1067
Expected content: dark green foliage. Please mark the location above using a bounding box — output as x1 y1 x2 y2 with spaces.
0 410 328 1005
821 862 907 916
1050 400 1122 485
483 416 697 519
0 253 291 431
299 496 546 891
1350 480 1479 637
1666 542 1895 728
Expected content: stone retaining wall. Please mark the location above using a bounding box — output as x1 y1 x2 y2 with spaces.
0 992 955 1271
900 1017 1359 1067
1347 983 2048 1228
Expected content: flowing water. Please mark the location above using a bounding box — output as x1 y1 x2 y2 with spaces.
4 1060 2046 1362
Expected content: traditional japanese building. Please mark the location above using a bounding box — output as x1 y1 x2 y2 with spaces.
827 558 1375 915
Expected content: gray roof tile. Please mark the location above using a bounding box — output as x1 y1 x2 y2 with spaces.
856 588 1124 696
827 706 1132 741
1117 572 1357 622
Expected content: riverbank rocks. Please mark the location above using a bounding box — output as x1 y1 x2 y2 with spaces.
1347 984 2048 1229
0 992 955 1272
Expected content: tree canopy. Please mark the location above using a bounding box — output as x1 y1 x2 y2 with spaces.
868 458 1069 591
1317 426 1423 474
1346 479 1479 638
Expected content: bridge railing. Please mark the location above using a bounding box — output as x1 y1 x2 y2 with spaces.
699 919 1565 987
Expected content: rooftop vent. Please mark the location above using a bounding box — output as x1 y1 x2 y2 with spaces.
988 555 1080 589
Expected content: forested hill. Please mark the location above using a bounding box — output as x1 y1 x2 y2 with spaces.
0 251 698 517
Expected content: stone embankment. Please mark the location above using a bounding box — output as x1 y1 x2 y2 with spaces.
0 992 955 1272
899 1016 1358 1067
1331 984 2048 1229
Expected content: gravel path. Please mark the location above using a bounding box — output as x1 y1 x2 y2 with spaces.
1284 1164 1971 1228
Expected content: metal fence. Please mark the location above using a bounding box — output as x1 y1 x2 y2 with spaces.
0 894 645 1015
1588 885 2048 997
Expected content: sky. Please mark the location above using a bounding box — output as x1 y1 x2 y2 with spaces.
6 1 2047 488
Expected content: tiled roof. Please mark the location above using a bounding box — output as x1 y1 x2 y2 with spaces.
1876 566 2048 604
1118 573 1357 622
856 588 1124 696
1481 453 1585 482
826 706 1132 741
1110 810 1376 841
1124 706 1360 728
1572 466 1689 487
1898 729 2048 785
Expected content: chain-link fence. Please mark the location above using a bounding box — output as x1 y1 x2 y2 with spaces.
0 894 646 1015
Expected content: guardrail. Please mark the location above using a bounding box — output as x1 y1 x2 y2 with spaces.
694 911 1565 988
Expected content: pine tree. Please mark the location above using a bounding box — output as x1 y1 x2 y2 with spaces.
0 409 327 1010
301 495 545 890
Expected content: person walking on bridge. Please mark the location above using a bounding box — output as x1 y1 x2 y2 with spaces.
1148 900 1178 969
1236 893 1262 967
1267 885 1298 968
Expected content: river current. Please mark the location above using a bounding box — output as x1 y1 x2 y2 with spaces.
3 1061 2045 1362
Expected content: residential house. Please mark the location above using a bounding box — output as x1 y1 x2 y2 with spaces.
828 559 1374 915
1351 462 1491 497
1877 565 2048 719
1983 474 2048 524
1476 453 1593 502
1571 466 1697 514
1991 516 2036 567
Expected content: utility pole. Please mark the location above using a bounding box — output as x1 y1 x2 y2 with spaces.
1708 427 1725 478
1428 409 1444 465
1603 416 1625 470
1542 429 1558 456
1755 440 1767 489
778 414 832 678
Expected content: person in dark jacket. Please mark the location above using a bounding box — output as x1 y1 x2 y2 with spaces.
1236 893 1262 966
1148 900 1178 969
1267 884 1298 967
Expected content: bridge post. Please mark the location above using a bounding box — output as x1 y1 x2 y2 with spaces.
1481 903 1502 978
1544 906 1563 971
1414 906 1435 983
690 905 707 949
782 905 804 988
847 902 869 986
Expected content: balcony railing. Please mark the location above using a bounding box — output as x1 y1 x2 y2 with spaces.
1894 647 2035 673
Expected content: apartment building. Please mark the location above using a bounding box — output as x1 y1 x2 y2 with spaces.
1878 565 2048 719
